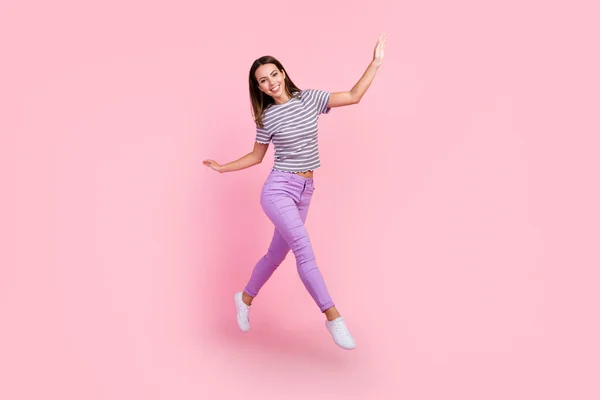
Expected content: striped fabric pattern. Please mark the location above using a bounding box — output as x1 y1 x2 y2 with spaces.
255 89 331 172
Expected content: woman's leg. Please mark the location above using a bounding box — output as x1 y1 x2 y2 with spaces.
259 191 335 313
243 191 313 304
236 175 355 348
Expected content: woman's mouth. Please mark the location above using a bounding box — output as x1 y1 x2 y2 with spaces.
271 85 280 93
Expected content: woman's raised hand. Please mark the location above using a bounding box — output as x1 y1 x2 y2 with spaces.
373 33 387 66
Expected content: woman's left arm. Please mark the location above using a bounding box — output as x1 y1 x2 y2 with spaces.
328 33 387 108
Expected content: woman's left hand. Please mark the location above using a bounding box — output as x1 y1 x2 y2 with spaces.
373 33 387 66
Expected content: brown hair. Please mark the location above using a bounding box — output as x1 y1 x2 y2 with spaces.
249 56 301 128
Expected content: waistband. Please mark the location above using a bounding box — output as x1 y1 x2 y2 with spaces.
270 169 314 183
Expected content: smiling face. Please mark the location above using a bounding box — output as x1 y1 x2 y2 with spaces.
255 63 288 102
249 56 302 127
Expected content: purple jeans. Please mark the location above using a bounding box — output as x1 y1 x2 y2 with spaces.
244 169 335 312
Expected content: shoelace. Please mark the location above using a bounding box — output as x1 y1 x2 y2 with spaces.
239 304 250 320
333 320 351 338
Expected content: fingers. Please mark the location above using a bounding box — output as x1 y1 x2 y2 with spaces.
375 33 386 56
376 34 383 49
203 159 223 173
376 33 386 59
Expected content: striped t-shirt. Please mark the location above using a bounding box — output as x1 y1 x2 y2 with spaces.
255 89 331 172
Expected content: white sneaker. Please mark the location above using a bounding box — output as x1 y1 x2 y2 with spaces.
326 317 356 350
234 292 251 332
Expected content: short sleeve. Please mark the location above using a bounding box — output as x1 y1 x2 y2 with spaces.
311 89 331 115
255 126 272 144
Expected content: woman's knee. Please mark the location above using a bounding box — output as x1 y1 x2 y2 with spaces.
290 237 316 265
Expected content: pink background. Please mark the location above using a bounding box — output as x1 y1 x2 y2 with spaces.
2 0 599 399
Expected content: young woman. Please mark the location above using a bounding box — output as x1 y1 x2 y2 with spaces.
203 33 386 350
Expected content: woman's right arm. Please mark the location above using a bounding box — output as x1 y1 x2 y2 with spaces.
203 142 269 173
